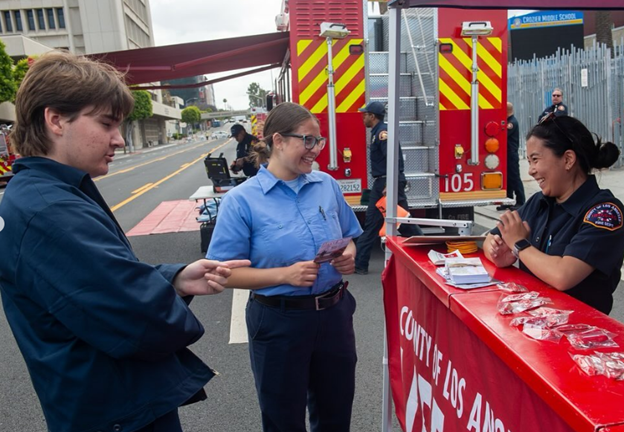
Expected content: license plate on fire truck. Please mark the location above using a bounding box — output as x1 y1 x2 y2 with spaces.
338 179 362 193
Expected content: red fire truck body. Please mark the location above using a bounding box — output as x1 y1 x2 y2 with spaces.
275 1 512 219
0 126 16 183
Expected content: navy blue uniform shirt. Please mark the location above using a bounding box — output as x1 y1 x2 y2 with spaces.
540 103 568 120
507 114 519 157
0 157 214 432
492 176 624 314
236 133 259 177
370 121 406 178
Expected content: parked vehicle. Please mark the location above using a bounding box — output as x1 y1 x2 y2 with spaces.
210 131 229 140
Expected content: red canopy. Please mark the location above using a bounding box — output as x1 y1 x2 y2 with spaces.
388 0 624 9
91 31 289 86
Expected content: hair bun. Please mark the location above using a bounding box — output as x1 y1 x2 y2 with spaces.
594 140 620 170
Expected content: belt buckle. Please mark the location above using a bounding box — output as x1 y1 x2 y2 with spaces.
315 296 325 311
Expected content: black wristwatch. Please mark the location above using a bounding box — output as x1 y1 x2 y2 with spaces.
512 239 531 258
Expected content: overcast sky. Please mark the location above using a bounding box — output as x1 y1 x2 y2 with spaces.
148 2 534 110
149 0 284 110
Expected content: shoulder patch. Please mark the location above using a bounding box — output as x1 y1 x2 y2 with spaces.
558 105 565 111
583 202 623 231
379 130 388 141
507 122 514 130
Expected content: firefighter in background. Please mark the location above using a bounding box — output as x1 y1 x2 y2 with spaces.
498 102 525 211
539 87 568 121
354 102 423 275
230 123 259 177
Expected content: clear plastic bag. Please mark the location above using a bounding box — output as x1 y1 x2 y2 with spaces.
510 313 570 329
571 351 624 379
566 328 619 350
496 282 528 293
500 291 540 303
497 294 552 315
522 323 563 342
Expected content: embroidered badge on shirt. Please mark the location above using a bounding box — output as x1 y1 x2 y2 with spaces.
584 202 623 231
379 131 388 141
558 105 565 111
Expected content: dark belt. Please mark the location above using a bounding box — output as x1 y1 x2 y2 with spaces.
251 281 348 311
373 175 387 180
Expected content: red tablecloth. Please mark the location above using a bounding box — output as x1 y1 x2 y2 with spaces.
382 236 624 432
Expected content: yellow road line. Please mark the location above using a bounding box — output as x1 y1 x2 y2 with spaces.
96 143 204 181
109 140 231 212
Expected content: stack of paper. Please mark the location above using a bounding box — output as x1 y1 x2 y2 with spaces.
428 249 463 265
445 257 491 285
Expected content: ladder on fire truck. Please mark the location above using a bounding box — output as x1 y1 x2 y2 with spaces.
367 9 439 209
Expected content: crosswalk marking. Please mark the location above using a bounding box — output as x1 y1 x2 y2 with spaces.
229 289 249 344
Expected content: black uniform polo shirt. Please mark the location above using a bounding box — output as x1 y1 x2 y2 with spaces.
492 175 624 314
369 121 405 179
236 133 259 177
539 102 568 120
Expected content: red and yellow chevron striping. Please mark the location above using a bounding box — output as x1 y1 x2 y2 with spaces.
295 39 365 114
438 37 502 111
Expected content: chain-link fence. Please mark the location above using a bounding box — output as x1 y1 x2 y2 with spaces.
508 40 624 167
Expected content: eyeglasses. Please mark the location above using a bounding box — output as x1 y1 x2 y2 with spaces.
552 93 562 97
280 133 327 150
538 112 573 143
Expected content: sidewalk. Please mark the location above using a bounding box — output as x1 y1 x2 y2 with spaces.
474 159 624 227
113 141 182 160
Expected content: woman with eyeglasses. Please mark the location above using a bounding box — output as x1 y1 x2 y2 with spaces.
207 102 362 432
484 114 624 314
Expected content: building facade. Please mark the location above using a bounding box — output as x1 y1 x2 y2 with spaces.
0 0 181 147
0 0 154 54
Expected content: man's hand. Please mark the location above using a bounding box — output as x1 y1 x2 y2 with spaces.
285 261 320 287
174 259 251 296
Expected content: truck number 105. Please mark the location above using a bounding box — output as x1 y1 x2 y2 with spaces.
443 173 474 193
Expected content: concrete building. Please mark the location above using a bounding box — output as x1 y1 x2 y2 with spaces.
0 0 154 54
0 0 181 147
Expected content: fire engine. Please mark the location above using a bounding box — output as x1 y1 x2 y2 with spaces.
272 0 511 224
0 124 16 184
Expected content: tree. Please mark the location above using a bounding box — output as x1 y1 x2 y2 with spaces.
181 106 202 134
125 90 153 152
0 40 16 104
181 106 201 124
247 82 268 108
12 58 30 93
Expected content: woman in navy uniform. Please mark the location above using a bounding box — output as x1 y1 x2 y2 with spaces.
484 114 624 314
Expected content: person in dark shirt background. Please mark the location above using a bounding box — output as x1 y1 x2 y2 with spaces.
539 87 568 121
497 102 525 211
230 123 259 177
354 101 422 275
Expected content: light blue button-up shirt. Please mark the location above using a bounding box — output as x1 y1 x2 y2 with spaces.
207 165 363 296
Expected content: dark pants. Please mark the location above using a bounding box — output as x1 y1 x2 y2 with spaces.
506 154 525 206
134 409 182 432
355 177 422 270
246 290 358 432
